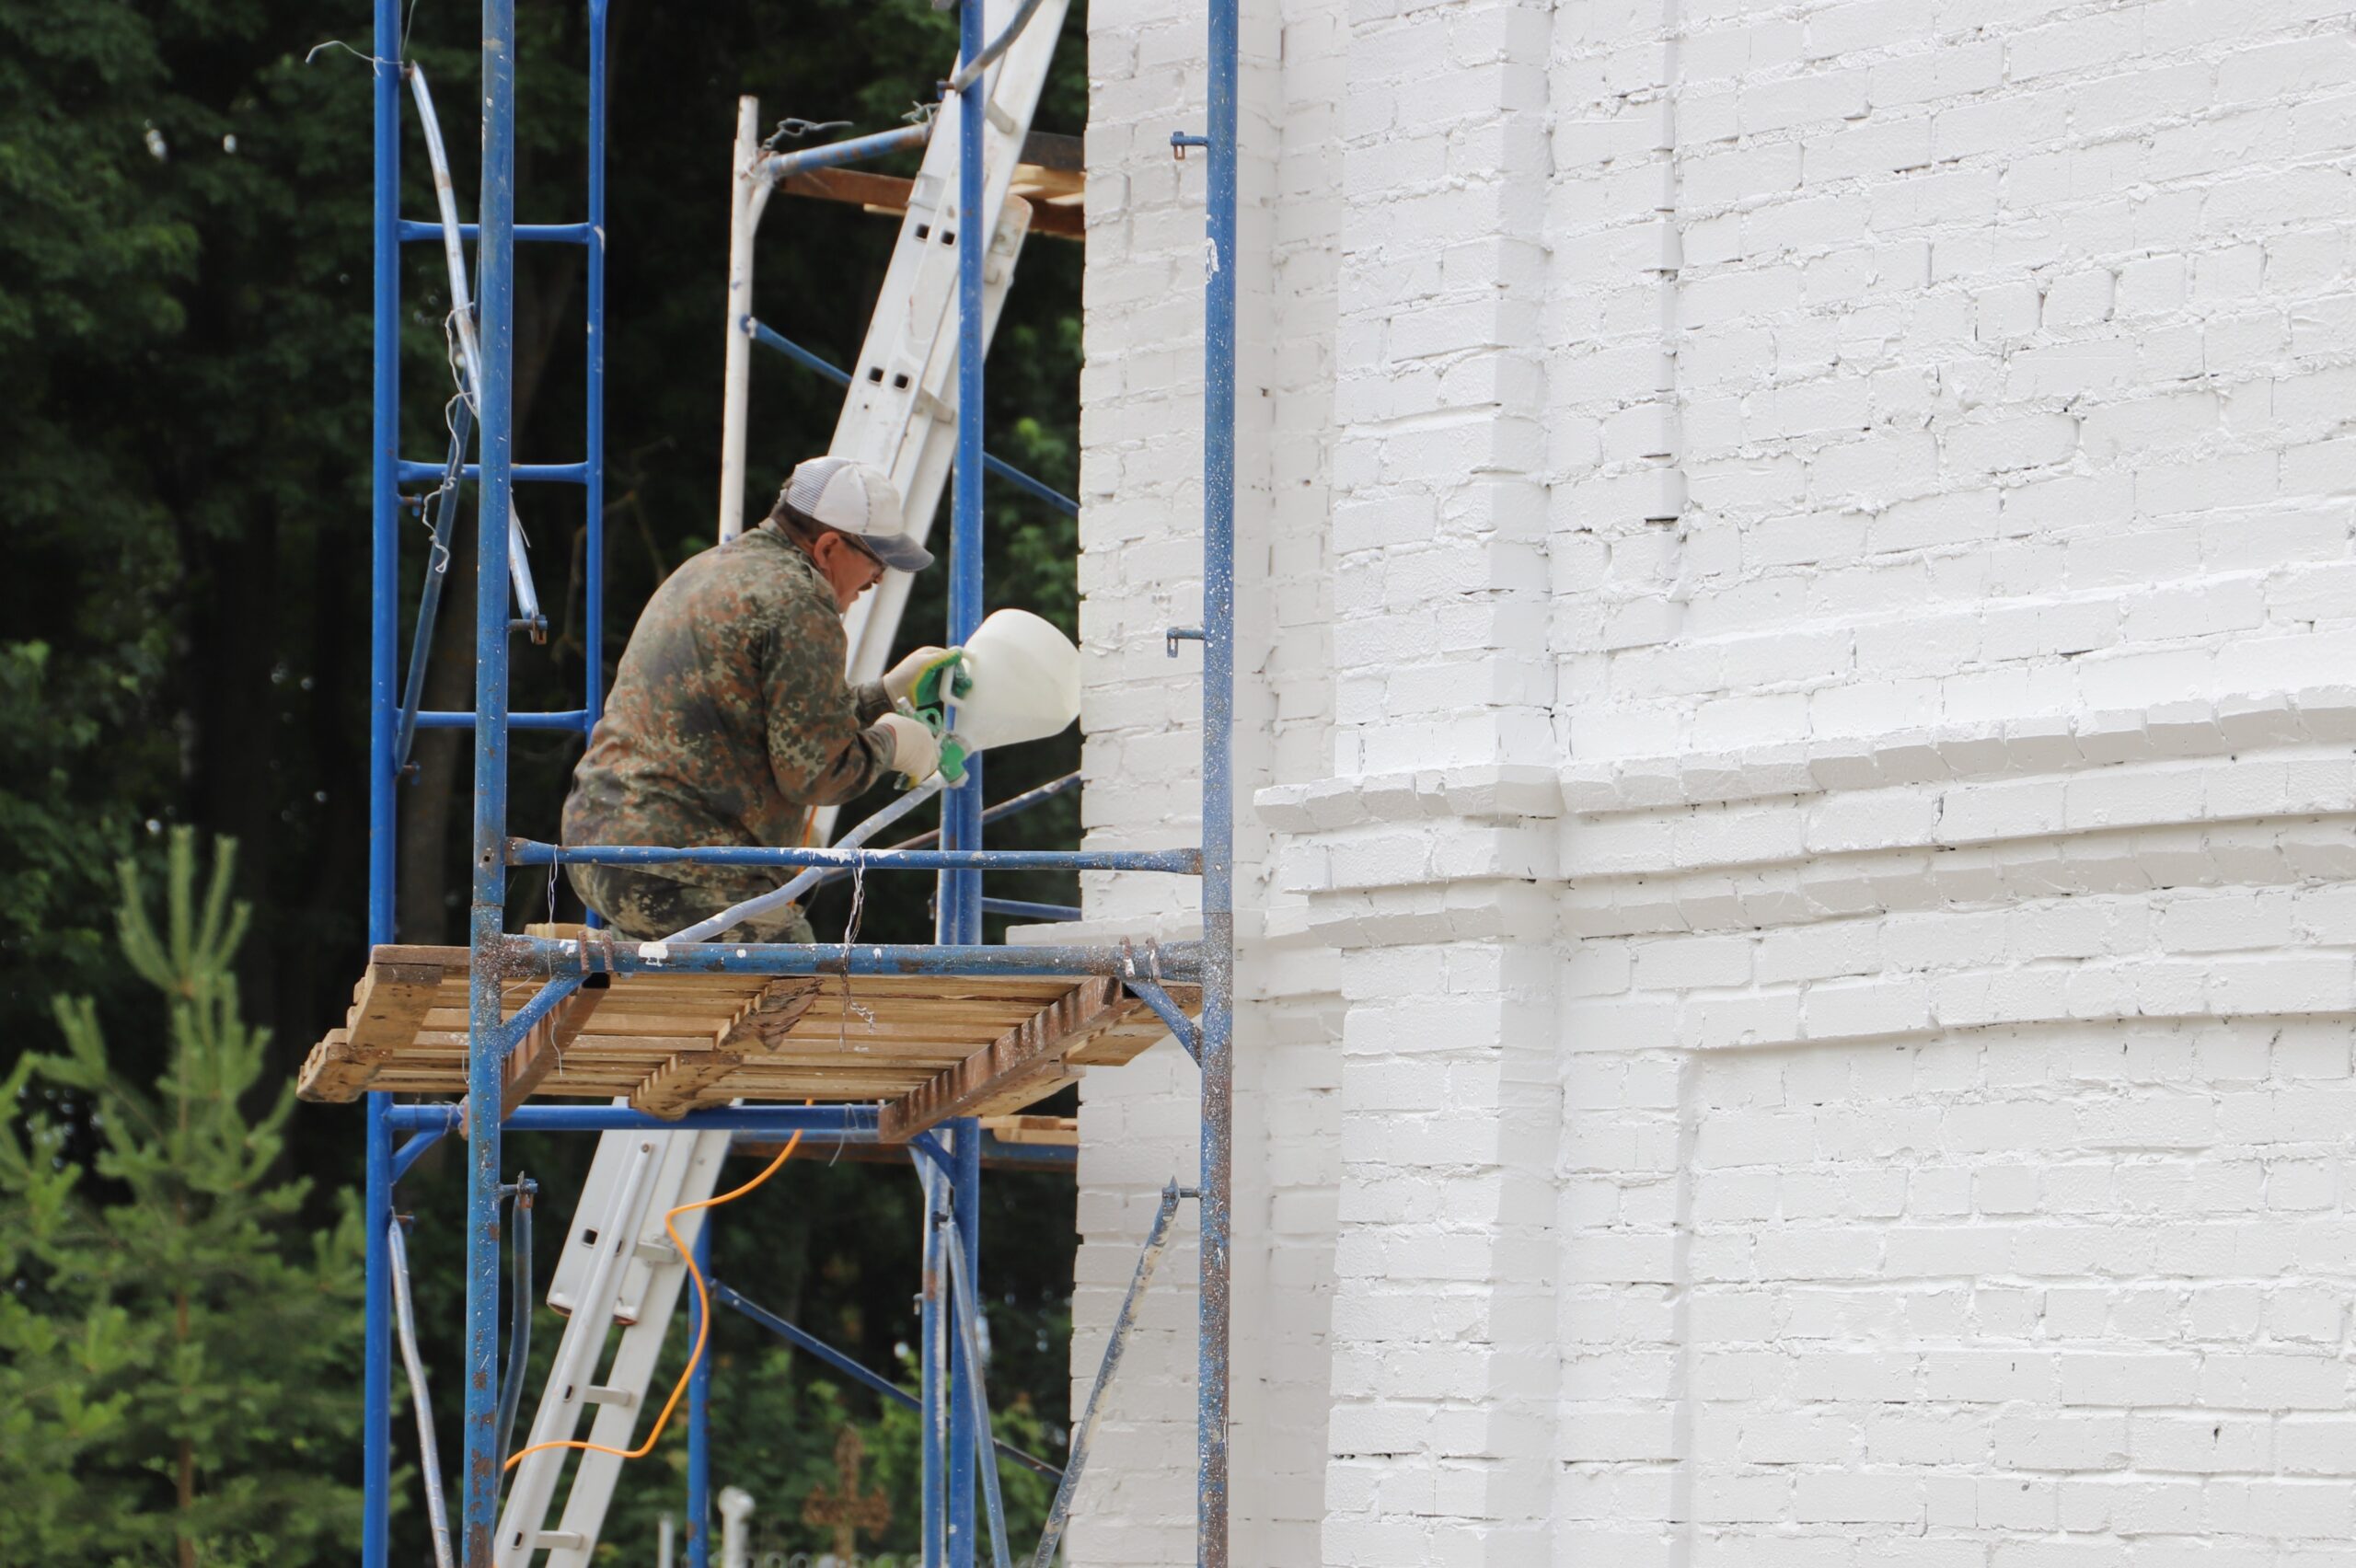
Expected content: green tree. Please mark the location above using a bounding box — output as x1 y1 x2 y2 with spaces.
0 830 363 1567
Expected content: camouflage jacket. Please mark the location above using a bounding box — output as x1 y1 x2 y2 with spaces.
562 523 895 857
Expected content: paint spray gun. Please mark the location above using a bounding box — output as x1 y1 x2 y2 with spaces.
899 609 1082 786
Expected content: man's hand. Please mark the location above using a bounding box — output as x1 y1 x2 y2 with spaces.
873 713 941 784
883 646 953 705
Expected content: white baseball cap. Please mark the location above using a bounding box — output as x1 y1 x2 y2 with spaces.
780 455 933 572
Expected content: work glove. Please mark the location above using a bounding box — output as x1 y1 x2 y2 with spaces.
873 712 941 784
883 645 955 706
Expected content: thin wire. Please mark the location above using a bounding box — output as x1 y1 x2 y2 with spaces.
761 117 852 153
412 392 466 569
303 39 398 69
837 854 874 1052
500 1106 813 1472
441 311 481 424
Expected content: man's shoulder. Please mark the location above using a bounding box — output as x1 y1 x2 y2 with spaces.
644 527 831 626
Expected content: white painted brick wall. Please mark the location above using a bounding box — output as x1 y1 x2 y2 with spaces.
1559 1020 2356 1564
1079 0 2356 1562
1069 0 1343 1562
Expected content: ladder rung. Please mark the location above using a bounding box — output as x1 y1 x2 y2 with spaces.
581 1385 638 1409
633 1237 681 1266
534 1532 588 1551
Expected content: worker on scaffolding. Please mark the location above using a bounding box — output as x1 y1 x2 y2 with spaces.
561 455 947 943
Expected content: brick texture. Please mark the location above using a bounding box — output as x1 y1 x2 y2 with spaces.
1074 0 2356 1562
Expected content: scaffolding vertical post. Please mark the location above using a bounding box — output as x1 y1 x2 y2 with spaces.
363 0 402 1559
1196 0 1239 1556
948 1123 982 1567
464 1 519 1562
585 0 609 728
936 37 991 1557
939 0 987 947
687 1219 714 1568
921 1158 947 1566
364 1104 394 1563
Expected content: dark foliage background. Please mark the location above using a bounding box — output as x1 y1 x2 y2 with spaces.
1 0 1088 1557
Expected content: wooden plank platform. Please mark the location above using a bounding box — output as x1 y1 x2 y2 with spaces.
781 167 1084 241
299 945 1195 1136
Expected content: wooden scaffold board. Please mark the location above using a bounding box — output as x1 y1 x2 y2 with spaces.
298 945 1195 1138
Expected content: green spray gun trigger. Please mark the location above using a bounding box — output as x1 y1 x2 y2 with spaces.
907 650 972 785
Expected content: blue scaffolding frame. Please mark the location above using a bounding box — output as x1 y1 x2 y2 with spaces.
356 1 1239 1564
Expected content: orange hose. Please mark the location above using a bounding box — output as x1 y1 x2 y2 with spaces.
502 1108 809 1471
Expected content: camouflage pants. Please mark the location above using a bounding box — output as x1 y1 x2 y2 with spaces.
567 862 816 944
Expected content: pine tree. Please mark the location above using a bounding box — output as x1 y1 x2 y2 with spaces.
0 829 363 1566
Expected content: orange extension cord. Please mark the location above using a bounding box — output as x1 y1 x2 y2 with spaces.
502 1107 809 1472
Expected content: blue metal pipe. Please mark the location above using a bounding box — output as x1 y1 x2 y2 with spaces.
366 17 399 954
920 1160 946 1567
362 0 401 1559
976 1133 1075 1171
364 1102 394 1567
396 1106 1079 1153
948 1121 981 1567
397 219 595 245
1197 0 1240 1556
980 453 1080 518
687 1219 712 1568
746 320 1078 518
941 1140 1009 1568
394 459 590 485
585 0 609 738
491 934 1204 982
709 1281 1064 1481
463 3 519 1558
756 121 931 182
494 973 583 1057
387 1103 885 1136
1124 974 1200 1064
392 1128 447 1183
1033 1183 1190 1567
514 840 1195 873
745 318 850 384
722 1277 919 1409
941 0 987 956
417 709 593 732
662 778 943 945
396 398 473 769
978 897 1082 922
